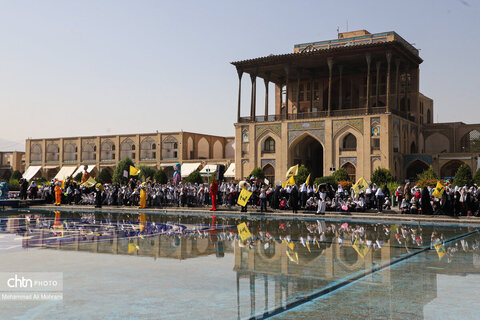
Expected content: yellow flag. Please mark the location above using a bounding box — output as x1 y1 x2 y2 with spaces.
81 176 97 188
237 189 252 207
433 181 445 198
237 222 252 242
128 242 139 253
305 174 311 186
285 164 299 178
282 176 295 188
130 165 141 176
352 238 370 258
352 177 369 196
434 242 446 260
286 250 299 264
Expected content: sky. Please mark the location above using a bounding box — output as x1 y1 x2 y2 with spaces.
0 0 478 151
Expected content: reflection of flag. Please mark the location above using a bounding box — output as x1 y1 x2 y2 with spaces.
286 165 299 178
237 222 252 242
128 242 139 253
130 166 141 176
352 177 369 196
286 250 299 264
81 177 97 188
305 174 311 186
237 189 252 207
352 238 370 258
433 181 445 198
434 242 446 260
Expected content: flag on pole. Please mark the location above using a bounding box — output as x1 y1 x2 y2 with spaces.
305 174 311 186
433 181 445 198
285 164 299 178
81 176 97 188
352 177 369 196
282 176 296 188
129 166 141 176
237 189 252 207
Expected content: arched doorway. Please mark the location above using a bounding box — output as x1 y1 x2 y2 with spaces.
263 164 275 184
440 160 464 179
290 135 324 179
406 160 429 180
341 162 356 182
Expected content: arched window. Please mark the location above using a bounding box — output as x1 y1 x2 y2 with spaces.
342 162 356 182
46 143 59 161
410 142 417 154
162 136 178 159
342 133 357 151
31 144 42 162
64 142 77 161
263 164 275 183
140 138 156 160
120 138 135 160
460 130 480 153
263 137 275 153
101 139 115 161
82 142 96 161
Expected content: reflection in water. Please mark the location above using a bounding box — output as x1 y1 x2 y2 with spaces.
1 210 479 319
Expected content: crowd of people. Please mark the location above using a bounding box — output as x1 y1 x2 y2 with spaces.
10 166 480 217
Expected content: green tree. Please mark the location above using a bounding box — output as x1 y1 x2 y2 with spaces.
8 178 20 191
295 165 309 185
138 165 157 182
371 167 395 187
154 169 168 184
473 168 480 186
112 157 134 185
417 165 438 181
453 164 473 187
97 168 113 184
184 170 203 184
333 167 350 182
11 170 22 181
314 176 337 186
249 167 265 180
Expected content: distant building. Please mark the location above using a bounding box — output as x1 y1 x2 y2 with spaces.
24 132 234 181
231 30 480 183
0 151 25 180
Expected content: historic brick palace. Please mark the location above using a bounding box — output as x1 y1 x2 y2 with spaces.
232 30 480 183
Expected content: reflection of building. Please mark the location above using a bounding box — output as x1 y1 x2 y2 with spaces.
24 131 234 180
232 30 480 183
0 151 25 179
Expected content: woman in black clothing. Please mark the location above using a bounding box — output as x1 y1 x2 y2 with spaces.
289 186 299 213
421 187 433 215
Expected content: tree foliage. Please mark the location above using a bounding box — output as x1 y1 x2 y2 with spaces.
314 176 337 186
453 164 472 187
97 168 113 184
333 168 350 182
417 165 438 181
184 170 203 184
370 167 395 187
473 168 480 186
249 167 265 180
113 157 134 185
154 169 168 184
11 170 22 181
8 178 19 191
73 172 83 183
138 165 156 182
295 165 309 185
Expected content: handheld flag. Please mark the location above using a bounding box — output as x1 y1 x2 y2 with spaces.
129 166 141 176
237 222 252 242
281 176 295 189
81 177 97 188
352 177 369 196
305 174 311 186
433 181 445 198
285 164 299 178
237 189 252 207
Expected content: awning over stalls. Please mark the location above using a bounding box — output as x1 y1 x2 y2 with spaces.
54 166 77 180
43 165 59 169
199 164 218 176
224 163 235 178
160 163 177 167
181 163 201 178
72 165 96 177
22 166 41 181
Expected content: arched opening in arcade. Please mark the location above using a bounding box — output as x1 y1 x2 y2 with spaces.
263 164 275 184
440 160 465 179
289 134 324 179
341 162 356 182
406 160 429 180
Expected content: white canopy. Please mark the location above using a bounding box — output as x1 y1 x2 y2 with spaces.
224 163 235 178
181 163 201 178
72 165 96 177
54 166 78 180
22 166 41 181
199 164 218 176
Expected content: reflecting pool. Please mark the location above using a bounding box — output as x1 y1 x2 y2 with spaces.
0 210 479 319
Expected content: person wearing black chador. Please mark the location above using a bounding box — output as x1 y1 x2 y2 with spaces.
421 187 433 215
289 185 299 213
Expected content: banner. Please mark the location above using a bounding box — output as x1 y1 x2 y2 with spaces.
81 177 97 188
282 176 295 189
237 189 252 207
129 166 141 176
432 181 445 198
237 222 252 242
352 177 369 196
305 174 311 186
285 164 299 178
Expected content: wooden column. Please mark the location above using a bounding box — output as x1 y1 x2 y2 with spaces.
264 72 270 120
365 53 371 112
250 72 257 121
309 72 314 113
338 65 343 109
327 58 333 116
386 52 392 112
284 65 290 116
236 68 243 122
375 61 381 108
395 59 401 110
296 68 302 113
